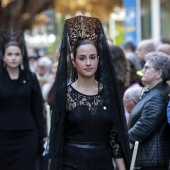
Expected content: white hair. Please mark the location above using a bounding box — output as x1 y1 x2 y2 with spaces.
38 56 53 71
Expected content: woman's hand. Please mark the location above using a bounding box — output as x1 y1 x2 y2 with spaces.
43 137 48 142
115 158 126 170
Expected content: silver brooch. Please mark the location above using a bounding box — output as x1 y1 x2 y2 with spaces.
23 80 26 84
103 106 106 110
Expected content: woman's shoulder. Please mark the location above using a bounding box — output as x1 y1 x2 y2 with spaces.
152 82 169 95
28 72 42 91
143 83 169 103
29 72 40 83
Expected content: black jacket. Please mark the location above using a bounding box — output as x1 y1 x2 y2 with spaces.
0 69 46 139
128 81 170 167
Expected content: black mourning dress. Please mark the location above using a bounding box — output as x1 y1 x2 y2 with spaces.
62 84 123 170
0 69 46 170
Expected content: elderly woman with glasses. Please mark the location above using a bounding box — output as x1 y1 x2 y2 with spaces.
128 51 170 170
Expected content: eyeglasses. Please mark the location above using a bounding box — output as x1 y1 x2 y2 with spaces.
142 65 156 72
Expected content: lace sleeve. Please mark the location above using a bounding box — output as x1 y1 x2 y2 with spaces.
110 123 123 158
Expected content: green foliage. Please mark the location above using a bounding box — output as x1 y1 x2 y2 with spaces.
47 41 57 55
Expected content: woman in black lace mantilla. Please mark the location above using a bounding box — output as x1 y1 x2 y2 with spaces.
47 16 131 170
0 29 47 170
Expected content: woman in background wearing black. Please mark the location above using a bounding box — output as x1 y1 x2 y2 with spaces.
0 29 46 170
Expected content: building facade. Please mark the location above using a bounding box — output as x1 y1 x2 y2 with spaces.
124 0 170 45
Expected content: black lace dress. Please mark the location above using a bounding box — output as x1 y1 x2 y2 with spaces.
62 84 123 170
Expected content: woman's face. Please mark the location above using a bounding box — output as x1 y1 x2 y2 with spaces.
141 60 162 87
3 46 23 69
72 44 99 78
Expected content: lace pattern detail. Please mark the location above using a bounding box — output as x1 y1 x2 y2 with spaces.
110 123 122 157
66 85 104 115
65 16 102 50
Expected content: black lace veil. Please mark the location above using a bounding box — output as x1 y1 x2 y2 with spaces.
0 29 39 91
48 16 131 170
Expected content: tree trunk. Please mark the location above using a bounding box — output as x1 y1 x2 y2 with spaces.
0 0 54 31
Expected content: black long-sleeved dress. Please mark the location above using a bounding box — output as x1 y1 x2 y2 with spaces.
0 69 46 170
62 84 123 170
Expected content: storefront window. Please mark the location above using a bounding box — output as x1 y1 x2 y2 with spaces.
141 0 151 39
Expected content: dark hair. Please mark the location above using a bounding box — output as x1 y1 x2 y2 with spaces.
161 37 170 44
73 39 97 59
0 29 25 58
3 41 23 57
109 45 130 97
128 60 141 85
4 41 21 49
110 45 126 62
121 41 136 52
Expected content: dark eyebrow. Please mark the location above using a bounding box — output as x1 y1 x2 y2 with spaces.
78 55 86 57
7 52 21 54
78 54 97 57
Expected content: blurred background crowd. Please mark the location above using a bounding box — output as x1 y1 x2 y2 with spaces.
12 0 169 116
0 0 170 169
0 0 168 107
